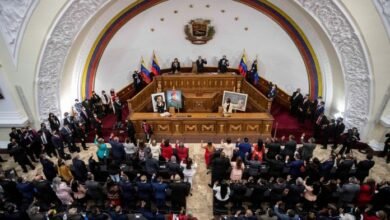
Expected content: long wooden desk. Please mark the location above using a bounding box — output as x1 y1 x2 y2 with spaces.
130 112 273 141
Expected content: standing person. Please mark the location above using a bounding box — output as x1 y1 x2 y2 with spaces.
72 155 88 183
175 141 189 162
210 152 231 187
151 175 168 208
220 138 235 160
142 120 153 142
334 117 345 149
57 158 73 183
230 157 245 181
75 122 88 151
125 120 136 144
236 137 252 160
124 137 137 160
132 71 142 93
48 113 61 132
101 90 111 114
290 88 303 116
92 113 103 138
8 139 35 173
40 155 57 182
90 91 102 116
109 133 126 163
94 135 109 163
195 56 207 73
38 125 57 157
339 129 358 155
61 124 80 153
201 141 215 169
267 84 277 100
300 133 316 161
298 94 310 123
384 133 390 163
160 139 174 161
113 97 122 129
181 158 197 186
171 58 181 74
356 154 375 183
169 174 191 211
218 55 229 73
213 181 231 209
51 130 65 159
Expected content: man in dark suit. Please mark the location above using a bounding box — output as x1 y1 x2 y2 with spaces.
321 119 333 150
210 151 231 186
125 120 136 144
60 124 80 153
72 155 88 183
298 94 310 123
51 130 65 158
9 127 22 143
171 58 181 74
169 174 191 210
338 177 360 206
218 55 229 73
196 56 207 73
356 153 375 183
300 134 316 161
284 135 297 158
38 129 56 158
310 96 322 121
314 113 327 140
8 139 35 173
33 175 60 210
113 97 122 128
109 134 126 163
333 117 345 149
266 138 281 159
290 88 303 115
20 127 38 162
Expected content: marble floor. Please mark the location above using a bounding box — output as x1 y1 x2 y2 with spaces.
1 143 389 219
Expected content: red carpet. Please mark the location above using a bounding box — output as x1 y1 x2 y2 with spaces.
270 102 313 141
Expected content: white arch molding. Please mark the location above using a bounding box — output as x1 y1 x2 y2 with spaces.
36 0 372 133
36 0 108 123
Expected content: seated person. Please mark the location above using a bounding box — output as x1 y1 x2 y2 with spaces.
218 55 229 73
222 98 237 116
195 56 207 73
171 58 181 74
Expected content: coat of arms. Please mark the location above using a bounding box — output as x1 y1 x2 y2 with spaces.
184 19 215 45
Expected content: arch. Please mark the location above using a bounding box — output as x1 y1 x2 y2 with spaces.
81 0 322 100
36 0 372 134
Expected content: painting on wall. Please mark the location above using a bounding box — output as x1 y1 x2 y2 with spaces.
166 90 182 109
222 91 248 111
0 87 4 99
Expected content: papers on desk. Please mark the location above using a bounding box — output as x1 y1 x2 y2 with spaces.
160 112 171 117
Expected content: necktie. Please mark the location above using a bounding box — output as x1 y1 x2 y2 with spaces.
104 94 108 103
316 116 322 125
42 134 47 144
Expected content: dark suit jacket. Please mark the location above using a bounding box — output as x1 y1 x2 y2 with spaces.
109 140 126 161
356 160 375 180
171 61 181 73
72 158 88 182
196 59 207 72
9 130 22 142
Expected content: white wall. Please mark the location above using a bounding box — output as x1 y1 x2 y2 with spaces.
93 0 308 96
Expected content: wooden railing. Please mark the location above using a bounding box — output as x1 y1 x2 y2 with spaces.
116 67 292 110
241 80 272 112
127 80 156 112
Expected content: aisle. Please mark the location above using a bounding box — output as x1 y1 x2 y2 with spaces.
186 143 214 219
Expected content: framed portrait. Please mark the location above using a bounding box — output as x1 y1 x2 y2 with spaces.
222 91 248 111
151 92 166 112
166 90 183 109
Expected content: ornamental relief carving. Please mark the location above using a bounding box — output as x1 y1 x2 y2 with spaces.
0 0 36 64
296 0 371 132
374 0 390 39
37 0 108 122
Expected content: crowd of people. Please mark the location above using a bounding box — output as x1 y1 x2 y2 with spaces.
204 135 388 219
1 71 389 219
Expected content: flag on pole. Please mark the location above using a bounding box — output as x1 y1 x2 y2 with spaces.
238 51 248 77
140 57 152 84
151 51 160 76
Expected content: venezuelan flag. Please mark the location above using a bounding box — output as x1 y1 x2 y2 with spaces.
140 57 152 84
151 52 160 76
238 52 248 77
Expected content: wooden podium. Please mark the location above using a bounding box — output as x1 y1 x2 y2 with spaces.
127 73 274 141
